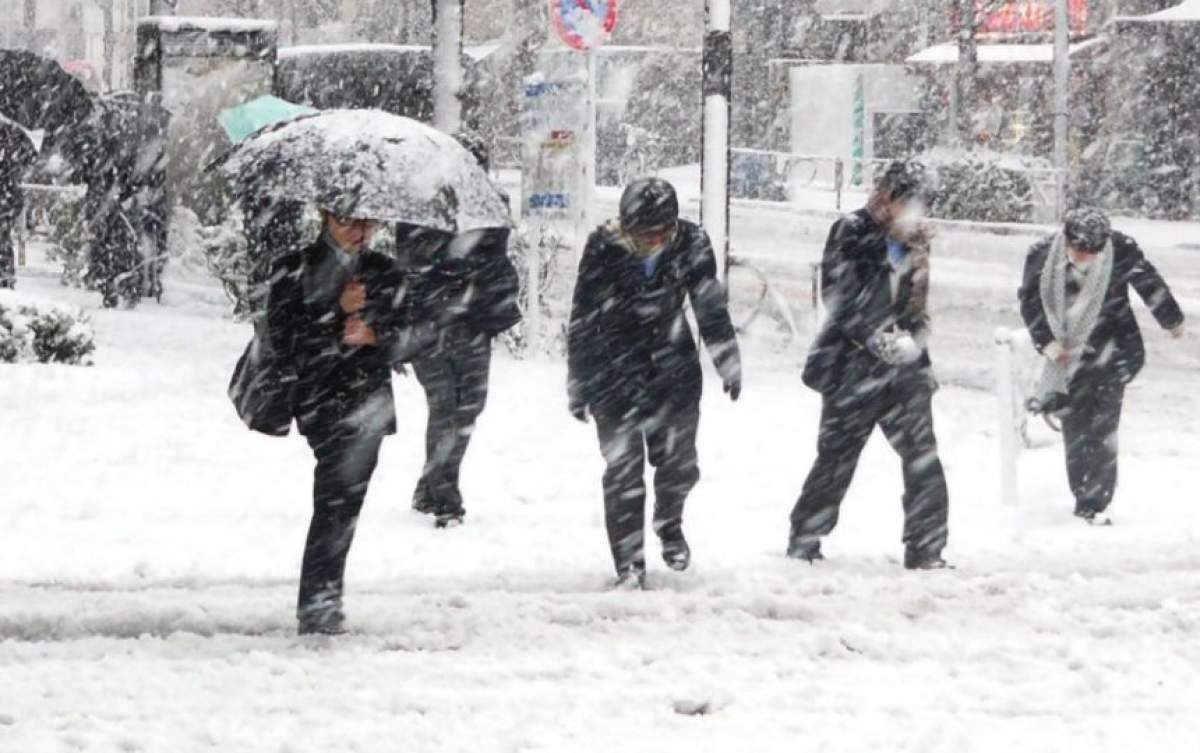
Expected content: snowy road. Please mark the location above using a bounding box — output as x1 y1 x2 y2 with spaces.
2 218 1200 751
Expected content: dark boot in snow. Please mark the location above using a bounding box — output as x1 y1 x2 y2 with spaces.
298 603 346 636
614 562 647 590
1075 508 1114 526
434 505 465 529
658 525 691 571
904 550 953 570
787 532 824 563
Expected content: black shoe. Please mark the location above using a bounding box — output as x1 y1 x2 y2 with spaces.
658 526 691 571
434 503 466 528
297 607 346 636
614 563 647 590
1075 508 1113 526
904 550 953 570
412 497 437 515
786 532 824 563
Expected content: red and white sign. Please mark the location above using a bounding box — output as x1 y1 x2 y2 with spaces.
550 0 618 51
976 0 1090 34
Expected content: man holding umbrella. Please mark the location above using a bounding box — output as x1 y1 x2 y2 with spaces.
217 110 512 632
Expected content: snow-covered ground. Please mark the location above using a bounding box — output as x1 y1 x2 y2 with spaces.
2 204 1199 752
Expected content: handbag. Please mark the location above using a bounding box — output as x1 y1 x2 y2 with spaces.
228 319 295 437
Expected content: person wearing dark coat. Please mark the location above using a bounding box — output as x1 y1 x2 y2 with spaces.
568 178 742 588
399 132 523 528
267 208 442 635
788 161 951 570
0 168 21 289
1019 207 1185 524
398 222 522 527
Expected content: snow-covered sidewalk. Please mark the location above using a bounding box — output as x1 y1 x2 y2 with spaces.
2 230 1199 751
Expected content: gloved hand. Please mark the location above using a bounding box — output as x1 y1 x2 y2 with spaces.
868 328 923 366
723 374 741 402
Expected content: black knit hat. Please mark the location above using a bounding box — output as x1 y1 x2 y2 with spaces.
1064 206 1112 253
619 177 679 234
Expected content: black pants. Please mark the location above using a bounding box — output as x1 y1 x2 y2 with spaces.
594 403 701 575
791 377 949 557
0 220 15 288
297 424 385 617
1062 380 1125 515
412 333 491 516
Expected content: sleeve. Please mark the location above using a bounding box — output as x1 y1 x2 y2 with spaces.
1018 240 1055 353
567 232 608 409
1124 238 1185 331
685 227 741 383
264 256 300 374
364 258 444 366
465 228 523 335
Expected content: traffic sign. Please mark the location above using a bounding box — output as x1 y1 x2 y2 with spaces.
550 0 618 51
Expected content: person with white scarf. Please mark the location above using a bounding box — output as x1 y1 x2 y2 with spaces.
1019 207 1185 524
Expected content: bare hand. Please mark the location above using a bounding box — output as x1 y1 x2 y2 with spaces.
1169 325 1185 340
340 279 366 314
343 317 377 346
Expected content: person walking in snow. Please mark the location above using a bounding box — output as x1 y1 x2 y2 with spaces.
1019 207 1185 525
788 160 951 570
567 177 742 588
399 132 522 528
266 206 435 634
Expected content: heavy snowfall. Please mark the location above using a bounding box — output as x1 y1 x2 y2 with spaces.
1 1 1199 752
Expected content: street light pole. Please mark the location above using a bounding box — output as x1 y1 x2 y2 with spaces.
701 0 732 280
1053 0 1070 220
431 0 464 133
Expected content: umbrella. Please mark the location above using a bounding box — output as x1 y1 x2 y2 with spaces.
0 50 92 132
218 95 317 144
211 109 510 233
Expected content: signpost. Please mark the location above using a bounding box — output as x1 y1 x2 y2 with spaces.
702 0 732 279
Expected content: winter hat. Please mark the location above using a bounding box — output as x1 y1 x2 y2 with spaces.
619 178 679 234
1063 206 1112 253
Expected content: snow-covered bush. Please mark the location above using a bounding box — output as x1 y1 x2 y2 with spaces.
43 199 89 289
499 223 572 358
0 299 95 365
925 157 1036 224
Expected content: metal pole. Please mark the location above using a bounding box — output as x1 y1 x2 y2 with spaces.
432 0 464 133
701 0 732 280
580 47 597 250
1053 0 1070 220
994 327 1021 507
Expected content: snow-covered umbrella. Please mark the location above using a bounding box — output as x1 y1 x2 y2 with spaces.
217 95 317 145
210 109 510 233
0 50 92 133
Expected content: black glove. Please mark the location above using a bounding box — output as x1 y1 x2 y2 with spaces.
723 375 741 402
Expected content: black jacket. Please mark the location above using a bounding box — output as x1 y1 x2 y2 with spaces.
266 239 411 436
567 219 741 415
802 209 933 402
1019 231 1183 388
402 226 522 346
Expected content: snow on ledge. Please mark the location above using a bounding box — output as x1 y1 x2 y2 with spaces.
138 16 278 33
1115 0 1200 23
907 37 1105 65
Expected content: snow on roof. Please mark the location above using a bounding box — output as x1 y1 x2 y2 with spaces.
278 43 427 58
1115 0 1200 22
138 16 278 33
907 37 1105 64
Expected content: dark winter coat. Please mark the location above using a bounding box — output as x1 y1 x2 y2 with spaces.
266 238 410 436
802 208 934 403
567 219 741 416
402 226 522 346
1019 231 1183 389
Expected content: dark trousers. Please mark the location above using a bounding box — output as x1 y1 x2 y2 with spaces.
412 333 491 515
594 403 701 575
0 220 14 288
791 377 949 557
1062 381 1125 515
297 424 385 617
